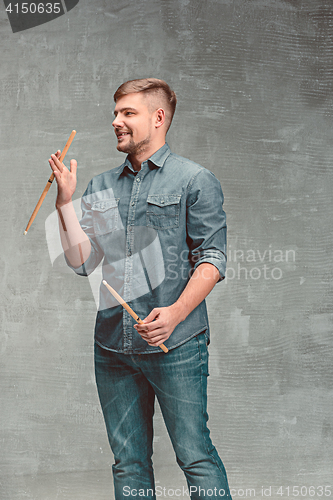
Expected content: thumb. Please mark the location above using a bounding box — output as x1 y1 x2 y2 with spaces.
143 308 160 324
70 159 77 176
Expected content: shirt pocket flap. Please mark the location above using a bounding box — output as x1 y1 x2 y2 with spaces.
92 198 119 212
147 194 181 208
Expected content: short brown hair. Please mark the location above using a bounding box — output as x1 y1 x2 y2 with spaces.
113 78 177 131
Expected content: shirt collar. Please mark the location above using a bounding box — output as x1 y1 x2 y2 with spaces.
115 142 171 175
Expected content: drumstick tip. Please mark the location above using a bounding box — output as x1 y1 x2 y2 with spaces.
24 230 27 235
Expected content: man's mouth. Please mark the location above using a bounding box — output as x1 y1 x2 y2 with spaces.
116 131 131 139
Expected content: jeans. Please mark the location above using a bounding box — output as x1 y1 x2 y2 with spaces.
94 333 232 500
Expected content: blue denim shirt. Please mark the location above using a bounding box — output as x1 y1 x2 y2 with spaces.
69 143 226 354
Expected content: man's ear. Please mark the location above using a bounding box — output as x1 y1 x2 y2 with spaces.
155 108 166 128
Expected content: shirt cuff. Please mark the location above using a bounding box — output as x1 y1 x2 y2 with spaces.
193 251 226 282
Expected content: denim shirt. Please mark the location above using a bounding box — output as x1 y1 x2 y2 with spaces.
69 143 226 354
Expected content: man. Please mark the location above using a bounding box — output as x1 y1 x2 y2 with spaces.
49 78 232 500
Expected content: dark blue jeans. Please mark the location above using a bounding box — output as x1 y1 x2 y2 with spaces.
94 333 232 500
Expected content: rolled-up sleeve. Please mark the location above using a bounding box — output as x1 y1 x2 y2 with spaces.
186 169 227 281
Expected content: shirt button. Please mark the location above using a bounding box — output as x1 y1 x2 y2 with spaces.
136 177 141 182
131 201 135 206
127 251 132 257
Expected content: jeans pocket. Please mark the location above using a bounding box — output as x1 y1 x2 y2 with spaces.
92 198 120 236
146 194 181 230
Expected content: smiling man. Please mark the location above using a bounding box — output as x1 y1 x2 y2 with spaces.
49 78 232 500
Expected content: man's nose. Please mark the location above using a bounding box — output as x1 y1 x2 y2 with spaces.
112 115 123 128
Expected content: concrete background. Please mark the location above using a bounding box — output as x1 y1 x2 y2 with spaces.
1 0 332 498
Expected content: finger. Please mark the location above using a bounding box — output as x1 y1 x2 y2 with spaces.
134 329 151 343
147 336 168 346
137 327 164 341
135 327 151 339
70 159 77 176
55 150 61 158
134 326 150 339
49 157 58 172
48 161 62 184
142 308 160 324
135 322 162 334
51 154 64 172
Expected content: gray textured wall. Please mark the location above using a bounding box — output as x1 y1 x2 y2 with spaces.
1 0 332 499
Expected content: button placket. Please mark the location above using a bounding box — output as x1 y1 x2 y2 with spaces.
122 172 143 351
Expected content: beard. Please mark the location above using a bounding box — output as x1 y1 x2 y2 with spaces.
117 134 151 156
116 121 152 157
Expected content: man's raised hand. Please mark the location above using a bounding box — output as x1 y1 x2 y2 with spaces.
49 150 77 209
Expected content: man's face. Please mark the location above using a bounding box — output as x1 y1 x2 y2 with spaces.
112 93 154 156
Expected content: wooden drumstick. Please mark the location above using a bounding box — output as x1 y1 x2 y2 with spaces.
24 130 77 235
102 280 169 353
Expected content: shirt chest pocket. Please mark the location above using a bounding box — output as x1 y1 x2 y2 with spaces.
146 194 181 230
92 198 120 236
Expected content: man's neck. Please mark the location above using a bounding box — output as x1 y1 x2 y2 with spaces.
128 141 166 171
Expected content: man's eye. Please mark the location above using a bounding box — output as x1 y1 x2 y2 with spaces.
126 112 133 115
